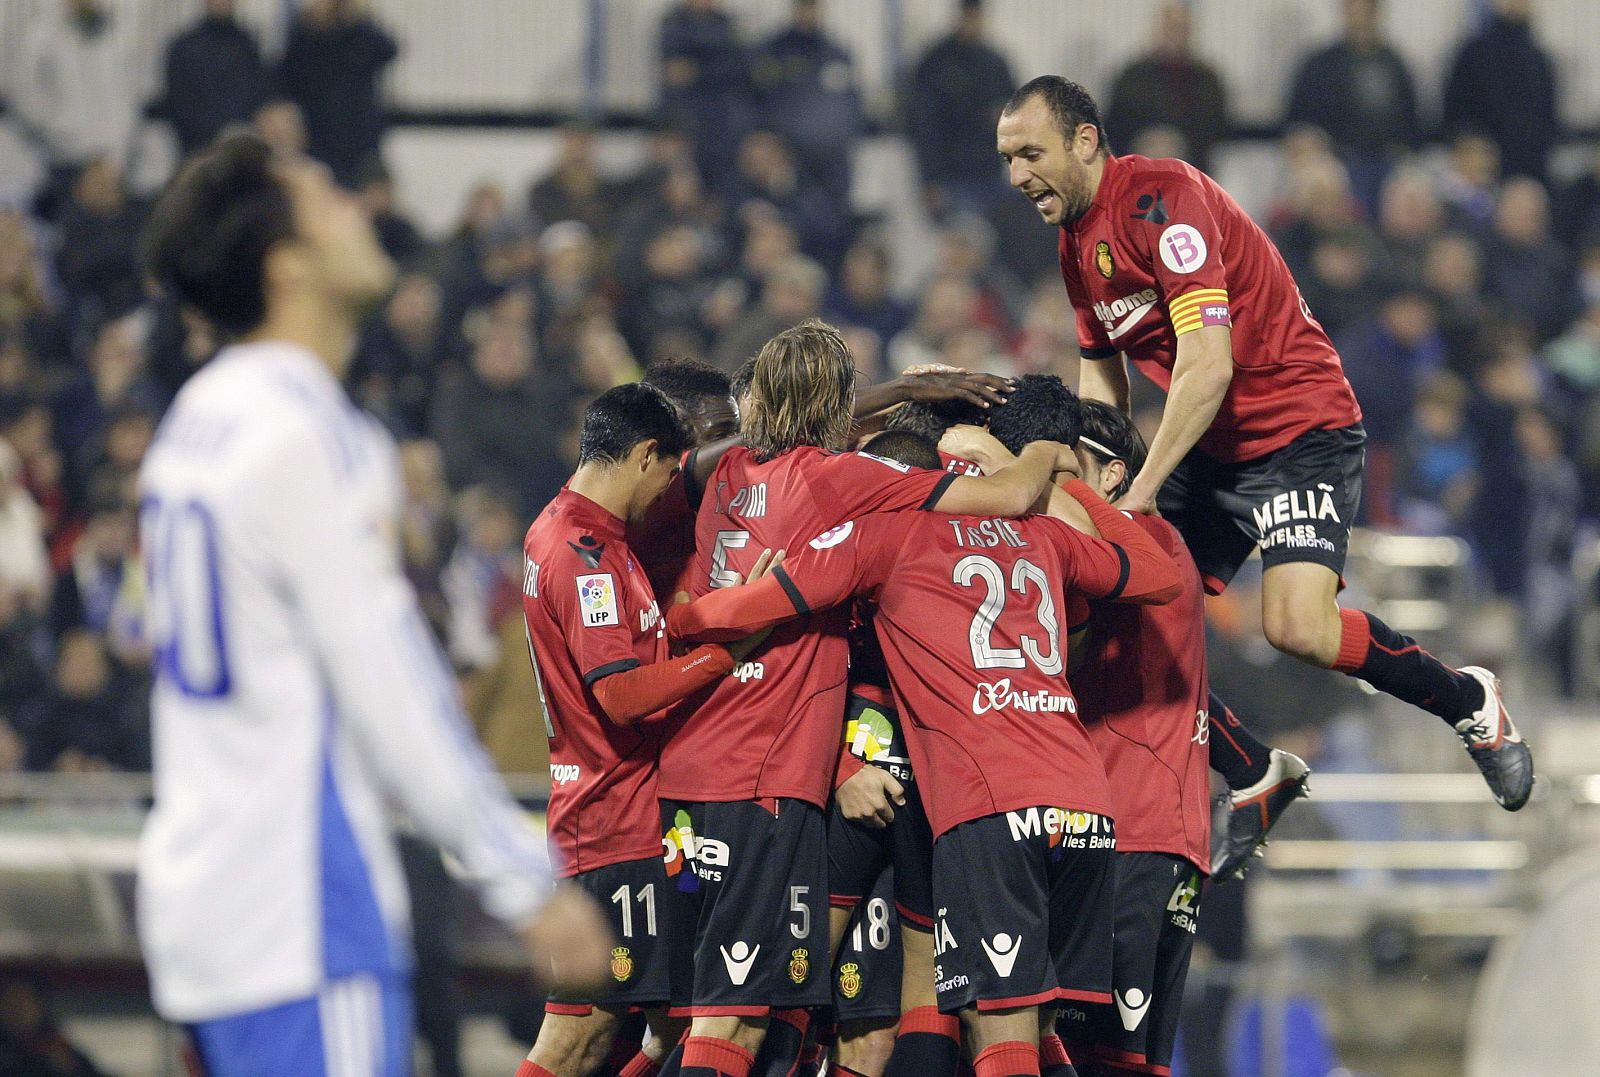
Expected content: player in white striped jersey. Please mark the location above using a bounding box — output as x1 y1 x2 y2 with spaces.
137 133 612 1077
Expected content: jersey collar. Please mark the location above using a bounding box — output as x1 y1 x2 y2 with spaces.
554 485 626 539
1068 152 1121 234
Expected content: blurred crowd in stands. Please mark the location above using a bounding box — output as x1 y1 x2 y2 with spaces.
0 0 1597 788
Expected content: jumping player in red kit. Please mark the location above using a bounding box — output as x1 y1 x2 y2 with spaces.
996 76 1533 834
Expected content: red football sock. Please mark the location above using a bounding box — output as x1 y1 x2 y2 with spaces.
516 1062 557 1077
1038 1032 1078 1076
620 1054 664 1077
884 1006 961 1077
974 1040 1040 1077
681 1035 755 1077
1333 607 1477 721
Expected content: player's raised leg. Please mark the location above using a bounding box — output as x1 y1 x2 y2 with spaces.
1261 560 1532 810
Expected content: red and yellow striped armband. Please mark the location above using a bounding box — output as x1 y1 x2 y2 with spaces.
1169 289 1230 336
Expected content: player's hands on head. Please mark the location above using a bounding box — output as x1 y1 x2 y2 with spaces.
521 884 615 993
900 369 1012 409
939 424 1013 473
836 765 906 828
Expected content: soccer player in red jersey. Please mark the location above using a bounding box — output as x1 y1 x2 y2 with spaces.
996 76 1532 823
656 320 1068 1077
517 384 769 1077
1062 402 1208 1077
664 458 1184 1077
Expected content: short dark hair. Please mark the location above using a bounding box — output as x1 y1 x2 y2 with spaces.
860 429 941 471
642 357 732 416
986 374 1082 454
578 383 691 465
1005 75 1109 156
729 357 756 402
142 133 294 336
883 398 987 442
1077 399 1147 501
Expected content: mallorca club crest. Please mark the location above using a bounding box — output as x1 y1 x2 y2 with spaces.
1095 240 1115 279
611 946 634 982
838 961 862 999
789 948 811 984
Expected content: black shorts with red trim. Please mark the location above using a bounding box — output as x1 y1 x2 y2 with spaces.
931 808 1116 1015
832 868 903 1022
827 744 935 929
546 856 678 1015
1157 423 1364 594
1056 853 1202 1075
659 798 831 1016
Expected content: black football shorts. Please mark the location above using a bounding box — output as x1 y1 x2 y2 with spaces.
1158 424 1365 594
659 798 831 1016
546 855 678 1014
1057 852 1203 1074
930 808 1116 1015
832 869 903 1023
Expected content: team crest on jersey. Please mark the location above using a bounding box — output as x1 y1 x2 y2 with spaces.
611 946 634 982
789 948 811 984
577 573 618 626
838 961 862 999
1095 240 1115 279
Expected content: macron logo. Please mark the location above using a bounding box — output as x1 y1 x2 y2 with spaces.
981 933 1022 977
720 941 760 985
1116 988 1152 1031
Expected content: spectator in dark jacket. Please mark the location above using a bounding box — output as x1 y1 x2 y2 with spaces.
1442 0 1559 183
161 0 267 156
53 160 146 339
1284 0 1418 212
278 0 399 187
752 0 864 204
430 295 566 516
1105 0 1229 174
658 0 754 198
1483 178 1579 342
906 0 1015 220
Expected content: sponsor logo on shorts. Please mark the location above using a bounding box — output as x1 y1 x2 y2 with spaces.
838 961 862 999
550 764 581 786
981 933 1023 977
1116 987 1153 1031
1253 485 1343 553
732 660 765 683
933 909 959 956
1004 807 1115 851
611 946 634 982
934 964 970 994
720 941 760 985
1167 872 1201 935
577 573 618 627
1059 1007 1089 1025
972 679 1077 717
662 810 732 892
789 948 811 984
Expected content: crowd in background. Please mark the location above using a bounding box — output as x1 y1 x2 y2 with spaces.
0 0 1598 787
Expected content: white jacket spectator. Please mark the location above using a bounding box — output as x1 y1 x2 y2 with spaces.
10 0 144 170
0 438 51 613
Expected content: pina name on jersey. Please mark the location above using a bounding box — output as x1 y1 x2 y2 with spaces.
947 518 1028 549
